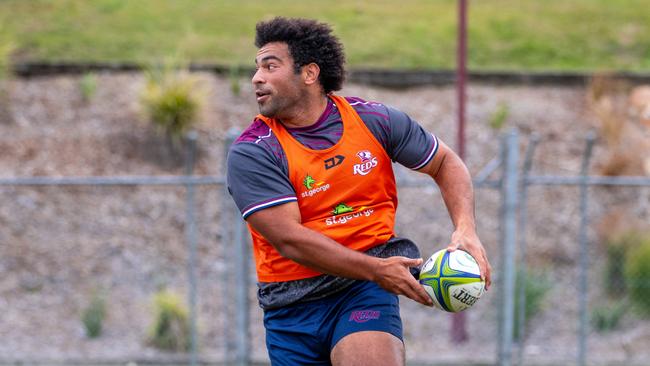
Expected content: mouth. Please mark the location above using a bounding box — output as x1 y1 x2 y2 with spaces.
255 90 271 103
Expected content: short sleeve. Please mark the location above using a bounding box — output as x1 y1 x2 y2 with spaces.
384 105 439 170
226 142 297 219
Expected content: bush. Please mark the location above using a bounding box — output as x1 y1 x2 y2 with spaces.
0 30 13 80
229 65 241 96
0 31 14 124
79 72 97 102
602 232 641 298
0 42 11 80
624 235 650 315
489 102 509 130
81 291 107 338
140 59 202 146
513 269 551 341
149 289 191 351
591 300 627 332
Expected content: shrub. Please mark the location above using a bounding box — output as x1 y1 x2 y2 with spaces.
602 231 644 298
0 32 14 124
624 235 650 315
82 291 107 338
591 300 627 332
79 72 97 102
0 30 13 80
149 289 191 351
586 74 647 175
489 102 509 130
0 43 11 80
140 59 202 147
513 269 551 341
229 65 241 96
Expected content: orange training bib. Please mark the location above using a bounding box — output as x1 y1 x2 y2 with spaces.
250 95 397 282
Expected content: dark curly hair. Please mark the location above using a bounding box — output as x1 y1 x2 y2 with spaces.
255 17 346 94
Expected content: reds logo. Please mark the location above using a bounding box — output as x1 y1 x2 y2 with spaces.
349 310 381 323
353 150 378 176
356 150 372 162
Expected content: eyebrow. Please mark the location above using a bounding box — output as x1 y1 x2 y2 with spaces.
255 55 282 64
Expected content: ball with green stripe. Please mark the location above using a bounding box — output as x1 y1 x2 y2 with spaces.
419 249 485 312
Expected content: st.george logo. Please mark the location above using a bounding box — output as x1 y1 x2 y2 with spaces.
301 174 330 198
353 150 378 176
325 203 374 226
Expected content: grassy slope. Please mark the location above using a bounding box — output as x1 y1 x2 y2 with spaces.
0 0 649 71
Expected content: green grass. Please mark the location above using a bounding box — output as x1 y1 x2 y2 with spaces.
1 0 649 71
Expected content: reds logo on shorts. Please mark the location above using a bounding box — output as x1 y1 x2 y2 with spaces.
349 310 381 323
353 150 378 176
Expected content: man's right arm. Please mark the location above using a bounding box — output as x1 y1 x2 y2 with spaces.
246 201 433 307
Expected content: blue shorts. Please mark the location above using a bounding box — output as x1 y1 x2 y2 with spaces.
263 280 403 366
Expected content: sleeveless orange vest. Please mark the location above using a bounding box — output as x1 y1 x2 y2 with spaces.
250 95 397 282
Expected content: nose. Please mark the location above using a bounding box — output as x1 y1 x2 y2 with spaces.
252 68 264 85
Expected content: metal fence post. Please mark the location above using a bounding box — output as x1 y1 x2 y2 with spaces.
233 202 250 366
578 132 596 366
184 130 199 366
515 133 539 366
223 127 251 366
498 129 519 366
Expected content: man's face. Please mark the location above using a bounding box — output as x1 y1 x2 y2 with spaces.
252 42 304 118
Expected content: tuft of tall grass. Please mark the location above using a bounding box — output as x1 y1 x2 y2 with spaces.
591 300 627 332
489 102 509 130
81 290 107 338
624 234 650 315
0 30 15 124
0 42 12 80
79 72 98 103
229 65 241 96
601 230 644 298
149 289 191 351
140 58 203 148
0 24 13 80
513 269 551 341
586 75 647 176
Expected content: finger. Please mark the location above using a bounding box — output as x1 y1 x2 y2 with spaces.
446 242 460 251
404 288 431 307
485 261 493 290
463 248 488 290
478 253 491 291
406 277 433 306
476 256 486 284
400 257 423 268
481 250 492 290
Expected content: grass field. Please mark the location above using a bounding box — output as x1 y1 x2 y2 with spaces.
0 0 649 71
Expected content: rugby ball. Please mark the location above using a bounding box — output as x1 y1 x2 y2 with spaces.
419 249 485 312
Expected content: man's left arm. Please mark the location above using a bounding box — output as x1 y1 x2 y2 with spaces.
417 138 492 289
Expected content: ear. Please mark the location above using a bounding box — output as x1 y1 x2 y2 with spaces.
302 63 321 86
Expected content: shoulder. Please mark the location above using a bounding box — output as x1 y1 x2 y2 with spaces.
335 96 394 151
344 96 390 120
342 96 412 130
234 118 273 144
230 117 284 163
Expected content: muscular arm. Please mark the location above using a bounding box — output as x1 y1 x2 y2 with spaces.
246 202 433 306
417 139 492 289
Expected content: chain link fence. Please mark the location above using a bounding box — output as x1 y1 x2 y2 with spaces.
1 130 650 366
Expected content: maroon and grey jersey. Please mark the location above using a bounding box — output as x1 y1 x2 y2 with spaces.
227 96 439 220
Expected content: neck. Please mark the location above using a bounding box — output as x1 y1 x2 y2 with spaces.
278 94 329 128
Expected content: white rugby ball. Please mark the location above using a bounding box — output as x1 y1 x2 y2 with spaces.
418 249 485 312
